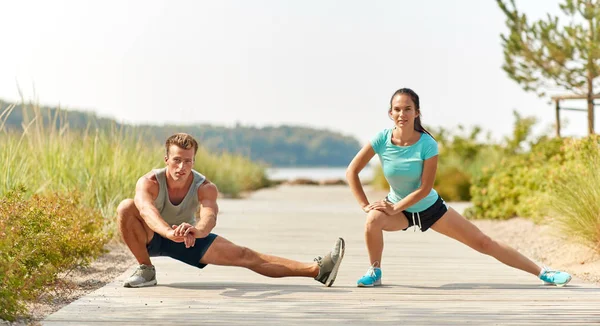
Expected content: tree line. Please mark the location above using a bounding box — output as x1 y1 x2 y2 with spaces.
0 100 360 167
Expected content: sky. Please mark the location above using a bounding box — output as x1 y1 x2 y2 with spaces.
0 0 593 144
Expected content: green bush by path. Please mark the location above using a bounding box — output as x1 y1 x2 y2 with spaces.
0 188 107 321
465 137 566 220
546 136 600 251
466 135 600 251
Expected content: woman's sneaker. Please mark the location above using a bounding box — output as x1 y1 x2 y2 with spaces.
314 237 345 287
539 267 572 287
123 264 157 288
356 265 382 287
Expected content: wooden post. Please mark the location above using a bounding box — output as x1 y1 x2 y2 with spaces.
555 100 561 138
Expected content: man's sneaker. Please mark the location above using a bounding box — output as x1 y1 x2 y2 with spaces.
357 264 382 287
539 267 572 287
123 264 157 288
314 238 345 287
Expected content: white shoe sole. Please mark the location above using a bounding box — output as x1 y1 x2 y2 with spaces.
324 238 345 287
556 275 572 287
543 275 572 287
357 279 382 287
124 279 157 288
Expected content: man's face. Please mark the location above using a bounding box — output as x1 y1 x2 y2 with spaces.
165 145 195 181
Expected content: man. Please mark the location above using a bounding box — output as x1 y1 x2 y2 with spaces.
117 133 344 287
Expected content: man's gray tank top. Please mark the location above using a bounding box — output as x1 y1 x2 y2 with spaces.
153 168 206 226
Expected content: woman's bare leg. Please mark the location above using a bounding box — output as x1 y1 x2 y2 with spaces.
430 207 541 276
364 210 409 267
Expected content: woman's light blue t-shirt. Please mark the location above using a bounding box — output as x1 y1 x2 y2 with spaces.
370 128 439 212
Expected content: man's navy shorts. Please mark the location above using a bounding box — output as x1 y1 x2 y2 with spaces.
146 233 218 268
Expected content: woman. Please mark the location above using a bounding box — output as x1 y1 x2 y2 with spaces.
345 88 571 287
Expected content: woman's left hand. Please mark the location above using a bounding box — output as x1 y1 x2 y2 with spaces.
366 200 398 216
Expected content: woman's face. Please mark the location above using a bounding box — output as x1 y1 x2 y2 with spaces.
389 94 418 129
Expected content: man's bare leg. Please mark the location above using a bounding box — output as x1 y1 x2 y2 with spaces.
200 236 318 278
117 199 154 266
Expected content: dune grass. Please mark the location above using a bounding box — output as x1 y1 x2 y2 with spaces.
0 100 270 222
547 137 600 251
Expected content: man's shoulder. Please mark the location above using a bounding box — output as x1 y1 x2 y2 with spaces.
140 170 158 183
197 179 219 200
136 170 159 192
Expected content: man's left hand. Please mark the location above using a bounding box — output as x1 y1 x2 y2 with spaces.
171 223 196 248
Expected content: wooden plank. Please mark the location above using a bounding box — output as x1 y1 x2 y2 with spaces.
560 107 588 112
43 185 600 325
551 94 600 101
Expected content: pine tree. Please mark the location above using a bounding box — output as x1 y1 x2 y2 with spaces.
497 0 600 134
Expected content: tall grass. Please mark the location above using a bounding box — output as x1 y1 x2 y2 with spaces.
1 116 162 232
547 137 600 250
198 147 271 197
0 101 270 222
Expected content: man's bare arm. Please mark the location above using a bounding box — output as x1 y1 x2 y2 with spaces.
133 175 173 238
193 181 219 238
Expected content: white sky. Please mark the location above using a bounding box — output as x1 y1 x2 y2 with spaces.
0 0 594 143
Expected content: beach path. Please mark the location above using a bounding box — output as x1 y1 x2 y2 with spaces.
43 185 599 325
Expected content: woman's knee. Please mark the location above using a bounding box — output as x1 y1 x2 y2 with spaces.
365 211 386 230
474 235 495 254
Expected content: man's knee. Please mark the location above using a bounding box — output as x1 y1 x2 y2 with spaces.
117 199 140 228
234 246 257 267
117 199 136 217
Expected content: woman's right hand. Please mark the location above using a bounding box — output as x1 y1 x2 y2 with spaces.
362 204 372 213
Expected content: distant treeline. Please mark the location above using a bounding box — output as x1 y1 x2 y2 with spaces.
1 99 361 167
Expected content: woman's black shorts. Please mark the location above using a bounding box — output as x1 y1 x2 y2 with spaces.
386 195 448 232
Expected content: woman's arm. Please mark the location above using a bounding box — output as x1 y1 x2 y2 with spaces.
390 155 438 212
346 143 377 212
367 155 438 215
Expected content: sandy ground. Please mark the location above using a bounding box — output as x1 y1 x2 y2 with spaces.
2 189 599 325
473 217 600 284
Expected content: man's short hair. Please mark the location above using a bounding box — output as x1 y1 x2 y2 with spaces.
165 133 199 156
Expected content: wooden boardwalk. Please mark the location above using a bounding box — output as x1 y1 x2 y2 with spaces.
44 185 600 325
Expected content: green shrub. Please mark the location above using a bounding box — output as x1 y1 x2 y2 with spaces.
435 166 471 201
0 188 107 321
465 137 565 220
546 136 600 250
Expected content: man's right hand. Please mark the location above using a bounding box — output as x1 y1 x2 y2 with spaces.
165 228 195 248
